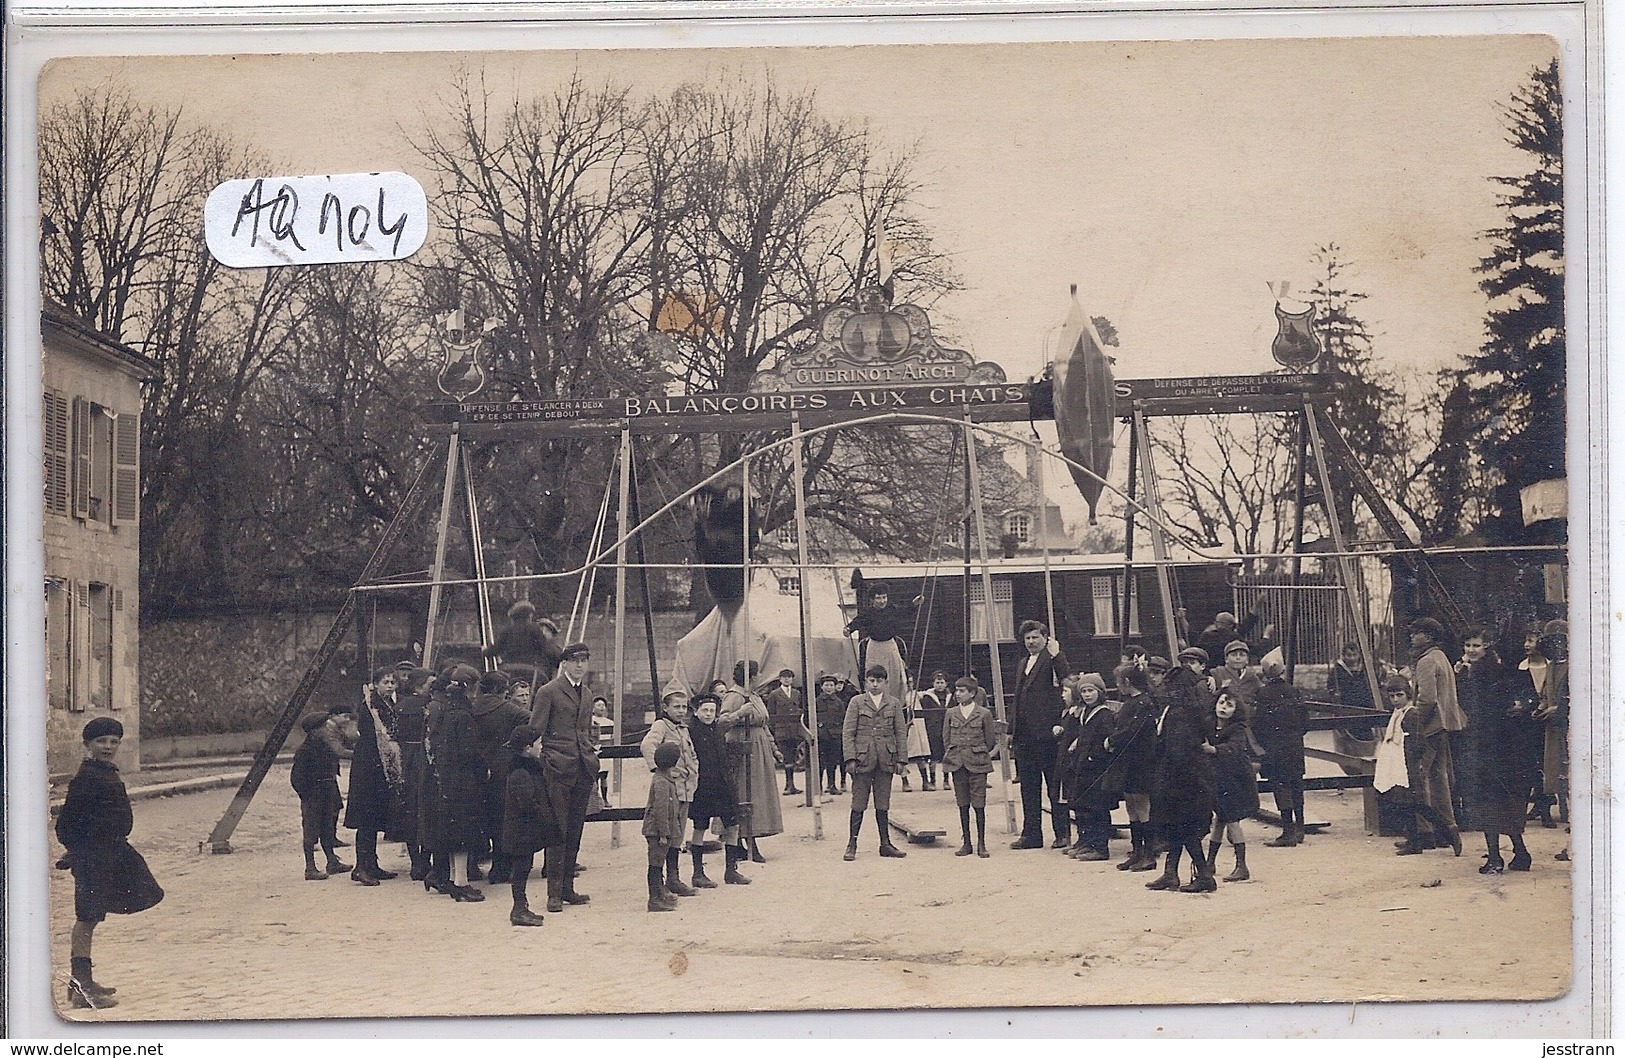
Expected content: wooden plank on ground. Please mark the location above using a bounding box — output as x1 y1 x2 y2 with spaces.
887 813 946 845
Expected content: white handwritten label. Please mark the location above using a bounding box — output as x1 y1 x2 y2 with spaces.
204 172 427 268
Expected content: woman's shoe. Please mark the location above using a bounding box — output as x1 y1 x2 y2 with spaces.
1508 851 1532 871
350 866 381 887
448 884 486 902
1479 860 1505 874
1395 842 1426 856
1447 830 1463 857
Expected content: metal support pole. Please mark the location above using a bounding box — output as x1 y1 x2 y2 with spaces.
422 426 462 670
610 426 633 849
962 426 973 678
1304 408 1385 714
790 413 824 837
740 454 752 686
965 416 1017 836
1130 407 1183 659
1032 429 1058 639
1120 416 1140 657
204 455 437 853
460 443 495 663
1283 403 1311 680
627 458 662 706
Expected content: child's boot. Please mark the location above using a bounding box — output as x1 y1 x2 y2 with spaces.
67 975 118 1010
1224 843 1250 882
1117 823 1142 871
510 877 545 927
304 848 327 881
1132 824 1159 871
1206 840 1222 874
975 807 989 858
877 811 907 857
844 811 862 861
70 957 116 999
1180 842 1219 893
324 849 352 875
900 772 912 792
665 848 697 897
545 861 565 912
691 847 717 888
1146 846 1182 891
647 866 676 912
725 845 752 884
955 805 974 856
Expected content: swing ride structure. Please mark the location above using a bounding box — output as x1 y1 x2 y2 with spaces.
203 286 1461 854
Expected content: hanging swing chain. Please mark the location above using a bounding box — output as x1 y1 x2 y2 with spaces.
566 454 618 643
905 424 967 682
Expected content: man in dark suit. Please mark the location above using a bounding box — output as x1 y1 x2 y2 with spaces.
1009 619 1071 850
527 641 596 912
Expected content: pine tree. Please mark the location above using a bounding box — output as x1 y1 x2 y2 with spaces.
1466 59 1564 519
1304 245 1401 536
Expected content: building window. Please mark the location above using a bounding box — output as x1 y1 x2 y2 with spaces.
54 396 139 527
776 523 798 547
1091 574 1141 638
1005 512 1030 543
968 578 1015 642
778 575 801 596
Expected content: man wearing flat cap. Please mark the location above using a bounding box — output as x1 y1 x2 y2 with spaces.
1410 616 1466 839
528 641 597 911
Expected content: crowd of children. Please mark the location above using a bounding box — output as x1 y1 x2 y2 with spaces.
55 608 1570 1012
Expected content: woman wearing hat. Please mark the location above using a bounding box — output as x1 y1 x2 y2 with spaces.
719 661 784 862
392 666 434 881
55 718 164 1009
344 666 408 886
420 663 488 901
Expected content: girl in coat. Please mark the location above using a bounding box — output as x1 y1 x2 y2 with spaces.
719 661 783 862
1106 665 1159 872
55 718 164 1010
421 663 488 901
687 693 744 886
502 724 561 926
1146 669 1218 893
1064 674 1117 860
1055 675 1089 855
1464 629 1541 872
640 687 700 899
917 671 951 789
345 666 406 886
1375 676 1464 858
393 666 433 881
1204 690 1260 882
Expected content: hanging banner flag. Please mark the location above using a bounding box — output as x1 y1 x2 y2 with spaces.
1049 289 1117 523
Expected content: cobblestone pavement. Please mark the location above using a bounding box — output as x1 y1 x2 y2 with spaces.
44 757 1573 1029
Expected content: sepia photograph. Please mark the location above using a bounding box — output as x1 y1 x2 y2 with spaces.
29 31 1578 1024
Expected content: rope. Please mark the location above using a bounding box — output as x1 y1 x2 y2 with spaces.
566 458 617 643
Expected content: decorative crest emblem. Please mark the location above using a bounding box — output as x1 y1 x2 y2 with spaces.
1271 302 1321 369
435 308 489 401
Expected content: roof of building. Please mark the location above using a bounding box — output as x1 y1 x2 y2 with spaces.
42 300 162 381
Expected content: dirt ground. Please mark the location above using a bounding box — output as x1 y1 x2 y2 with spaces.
42 746 1575 1030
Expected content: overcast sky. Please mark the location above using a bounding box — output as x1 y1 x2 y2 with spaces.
42 34 1559 526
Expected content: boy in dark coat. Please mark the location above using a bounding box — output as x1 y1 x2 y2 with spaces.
1253 656 1309 847
55 718 164 1010
643 742 685 912
687 692 743 887
471 669 530 884
1145 672 1218 894
814 673 847 795
291 709 352 880
764 669 808 795
503 724 560 926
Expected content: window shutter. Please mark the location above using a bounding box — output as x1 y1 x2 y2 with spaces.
112 412 140 526
43 391 71 515
67 581 85 712
71 397 91 520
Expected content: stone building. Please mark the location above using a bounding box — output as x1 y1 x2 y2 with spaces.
41 301 157 775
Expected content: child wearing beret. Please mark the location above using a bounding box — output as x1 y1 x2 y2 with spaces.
55 718 164 1010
